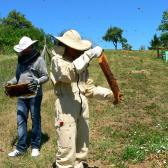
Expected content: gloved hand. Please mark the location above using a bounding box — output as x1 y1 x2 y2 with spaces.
28 79 38 92
6 81 12 85
4 82 11 96
4 81 15 96
86 46 103 59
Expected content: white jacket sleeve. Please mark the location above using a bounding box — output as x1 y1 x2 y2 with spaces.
72 46 103 74
35 56 49 84
85 79 113 100
73 46 102 73
50 56 77 84
73 52 90 73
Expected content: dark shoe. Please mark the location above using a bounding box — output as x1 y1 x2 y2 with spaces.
52 162 58 168
83 162 89 168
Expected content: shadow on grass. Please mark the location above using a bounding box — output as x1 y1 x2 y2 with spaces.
11 130 49 149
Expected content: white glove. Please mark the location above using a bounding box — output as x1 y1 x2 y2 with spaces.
86 46 103 59
6 79 16 85
6 81 12 85
73 46 103 73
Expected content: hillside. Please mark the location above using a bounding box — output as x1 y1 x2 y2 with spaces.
0 50 168 168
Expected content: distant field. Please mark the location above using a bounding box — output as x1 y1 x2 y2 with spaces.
1 50 168 168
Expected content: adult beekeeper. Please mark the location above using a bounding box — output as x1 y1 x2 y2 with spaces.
50 29 113 168
6 36 49 157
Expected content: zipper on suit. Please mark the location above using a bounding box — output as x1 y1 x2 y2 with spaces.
77 74 83 115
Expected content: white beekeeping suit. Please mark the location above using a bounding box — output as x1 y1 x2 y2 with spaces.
50 30 113 168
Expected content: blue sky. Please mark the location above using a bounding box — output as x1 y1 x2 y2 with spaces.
0 0 167 50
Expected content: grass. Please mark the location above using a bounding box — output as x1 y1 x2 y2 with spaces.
1 50 168 167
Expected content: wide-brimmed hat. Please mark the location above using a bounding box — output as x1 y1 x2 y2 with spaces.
55 29 92 51
14 36 38 53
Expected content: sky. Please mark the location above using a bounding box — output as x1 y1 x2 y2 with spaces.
0 0 168 50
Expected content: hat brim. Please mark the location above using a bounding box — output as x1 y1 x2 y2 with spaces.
14 40 38 53
55 37 92 51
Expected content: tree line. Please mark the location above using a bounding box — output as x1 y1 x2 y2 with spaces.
0 10 168 54
103 10 168 50
0 10 52 54
149 11 168 49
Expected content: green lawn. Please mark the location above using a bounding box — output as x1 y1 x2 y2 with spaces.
0 50 168 168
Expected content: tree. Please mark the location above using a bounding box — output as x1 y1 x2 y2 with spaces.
160 32 168 47
122 42 132 50
149 34 161 49
158 11 168 32
2 10 32 29
154 10 168 49
120 37 132 50
102 26 123 50
139 45 146 50
0 10 53 54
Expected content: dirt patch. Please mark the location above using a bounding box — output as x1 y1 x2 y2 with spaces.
129 70 150 76
128 161 160 168
88 159 111 168
128 160 163 168
128 153 168 168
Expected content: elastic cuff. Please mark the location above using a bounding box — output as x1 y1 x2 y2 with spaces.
35 79 40 85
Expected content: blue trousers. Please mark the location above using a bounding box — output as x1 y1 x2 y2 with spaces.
16 96 42 152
